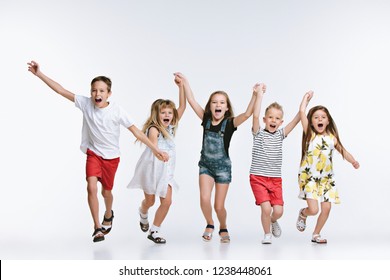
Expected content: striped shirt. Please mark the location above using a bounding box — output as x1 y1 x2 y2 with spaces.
250 128 286 177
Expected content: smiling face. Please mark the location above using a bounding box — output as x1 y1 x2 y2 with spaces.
311 109 329 134
90 80 111 108
263 107 284 133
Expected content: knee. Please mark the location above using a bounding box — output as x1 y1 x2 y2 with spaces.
144 197 155 208
214 204 225 214
101 189 112 199
306 206 319 216
272 207 283 219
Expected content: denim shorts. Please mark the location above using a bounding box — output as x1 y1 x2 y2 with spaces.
198 157 232 184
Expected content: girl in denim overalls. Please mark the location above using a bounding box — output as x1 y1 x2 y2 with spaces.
177 73 257 243
127 74 186 244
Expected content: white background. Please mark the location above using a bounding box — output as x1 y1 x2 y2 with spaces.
1 0 389 277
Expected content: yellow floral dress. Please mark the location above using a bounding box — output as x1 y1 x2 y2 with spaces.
298 133 340 204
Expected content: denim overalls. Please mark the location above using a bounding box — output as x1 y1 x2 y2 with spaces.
198 118 232 183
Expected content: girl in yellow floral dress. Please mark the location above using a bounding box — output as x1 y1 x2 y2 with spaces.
296 91 360 244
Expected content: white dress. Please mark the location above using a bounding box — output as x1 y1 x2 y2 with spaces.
127 125 179 198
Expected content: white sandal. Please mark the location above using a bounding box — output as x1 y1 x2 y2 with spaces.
296 208 307 232
311 234 327 244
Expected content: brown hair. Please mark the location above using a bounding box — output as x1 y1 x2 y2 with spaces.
91 76 112 92
301 105 346 161
204 91 234 119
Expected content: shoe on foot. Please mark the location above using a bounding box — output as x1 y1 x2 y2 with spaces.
262 233 272 244
92 228 105 243
219 229 230 243
147 231 166 244
202 224 214 242
102 210 114 235
296 208 307 232
139 207 149 232
311 234 327 244
271 221 282 238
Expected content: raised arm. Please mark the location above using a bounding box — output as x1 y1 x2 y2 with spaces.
173 73 186 120
128 125 169 162
175 73 204 120
284 91 313 136
27 61 75 102
233 85 260 128
251 83 266 133
299 90 314 133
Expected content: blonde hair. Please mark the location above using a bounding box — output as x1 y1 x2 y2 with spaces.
140 99 179 140
265 102 284 117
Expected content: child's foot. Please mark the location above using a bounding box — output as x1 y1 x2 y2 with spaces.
296 208 307 232
92 228 105 243
262 233 272 244
147 231 166 244
311 234 327 244
202 224 214 242
219 229 230 243
139 207 149 232
102 210 114 235
271 221 282 238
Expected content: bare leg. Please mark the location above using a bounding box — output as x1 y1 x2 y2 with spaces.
141 192 156 215
271 205 283 222
214 182 229 238
101 188 113 226
260 201 272 234
313 201 331 235
199 174 215 235
87 176 100 229
153 186 173 227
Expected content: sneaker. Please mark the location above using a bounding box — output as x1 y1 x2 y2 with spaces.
271 221 282 238
262 233 272 244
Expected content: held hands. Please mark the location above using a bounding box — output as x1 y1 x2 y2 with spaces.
155 151 169 162
173 72 188 85
173 72 183 87
27 60 40 75
253 83 266 95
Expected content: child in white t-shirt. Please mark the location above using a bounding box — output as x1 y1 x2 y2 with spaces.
27 60 168 243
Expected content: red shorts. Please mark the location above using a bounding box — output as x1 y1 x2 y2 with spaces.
249 174 284 206
86 149 120 191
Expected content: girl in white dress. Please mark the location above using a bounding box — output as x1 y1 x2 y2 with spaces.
127 74 186 243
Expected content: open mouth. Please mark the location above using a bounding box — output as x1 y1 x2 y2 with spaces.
270 124 276 129
163 118 170 124
95 97 103 103
318 124 324 128
215 109 222 113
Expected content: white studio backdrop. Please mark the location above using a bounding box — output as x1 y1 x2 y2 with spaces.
0 0 388 262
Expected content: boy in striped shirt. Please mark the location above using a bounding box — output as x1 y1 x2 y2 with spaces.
249 83 308 244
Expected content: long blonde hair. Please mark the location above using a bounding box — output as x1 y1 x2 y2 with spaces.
140 99 179 140
301 105 346 161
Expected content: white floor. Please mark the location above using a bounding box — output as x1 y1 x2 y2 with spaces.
2 220 389 260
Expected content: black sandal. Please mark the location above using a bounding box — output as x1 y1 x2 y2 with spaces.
219 228 230 243
147 231 166 244
102 210 114 235
92 228 105 243
202 224 214 242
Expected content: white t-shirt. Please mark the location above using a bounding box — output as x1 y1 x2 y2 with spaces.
75 95 135 159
